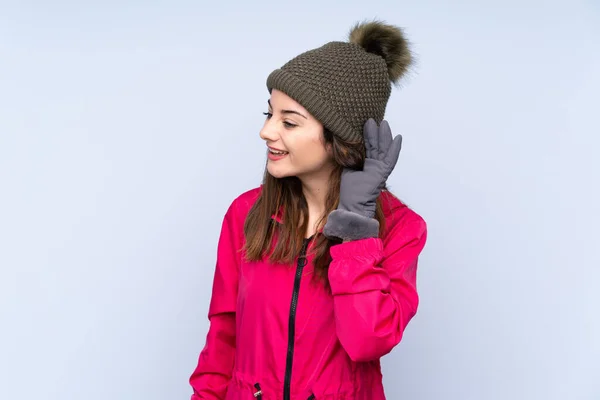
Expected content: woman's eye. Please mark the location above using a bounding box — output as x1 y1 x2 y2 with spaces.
263 112 296 128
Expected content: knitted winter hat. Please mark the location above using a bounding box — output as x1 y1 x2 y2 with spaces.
266 20 413 143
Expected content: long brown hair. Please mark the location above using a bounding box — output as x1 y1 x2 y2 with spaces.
243 128 387 286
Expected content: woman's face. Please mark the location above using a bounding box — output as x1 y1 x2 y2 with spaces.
259 89 334 180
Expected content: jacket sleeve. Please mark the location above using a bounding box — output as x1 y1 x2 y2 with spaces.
189 200 241 399
328 207 427 362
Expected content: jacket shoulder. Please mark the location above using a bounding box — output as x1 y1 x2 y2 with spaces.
380 191 427 237
226 186 262 219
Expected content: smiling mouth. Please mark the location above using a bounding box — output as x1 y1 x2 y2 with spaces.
268 148 289 155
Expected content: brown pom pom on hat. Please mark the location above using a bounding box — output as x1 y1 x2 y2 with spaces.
266 20 413 142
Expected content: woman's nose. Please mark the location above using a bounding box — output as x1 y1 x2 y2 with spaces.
259 119 279 142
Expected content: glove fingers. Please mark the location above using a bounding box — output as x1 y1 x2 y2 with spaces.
378 120 393 160
384 134 403 172
364 119 379 159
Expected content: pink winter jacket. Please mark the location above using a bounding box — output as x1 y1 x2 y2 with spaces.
189 186 427 400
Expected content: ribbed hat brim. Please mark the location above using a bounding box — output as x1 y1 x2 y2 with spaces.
266 69 361 142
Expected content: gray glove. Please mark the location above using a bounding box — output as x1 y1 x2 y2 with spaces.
323 118 402 241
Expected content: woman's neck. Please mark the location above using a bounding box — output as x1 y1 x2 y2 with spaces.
300 175 331 237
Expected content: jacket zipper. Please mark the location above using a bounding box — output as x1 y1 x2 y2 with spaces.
253 382 262 399
283 238 310 400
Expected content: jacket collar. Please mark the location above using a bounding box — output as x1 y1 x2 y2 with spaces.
270 206 284 224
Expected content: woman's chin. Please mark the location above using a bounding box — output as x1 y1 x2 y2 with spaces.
268 173 294 179
267 165 292 179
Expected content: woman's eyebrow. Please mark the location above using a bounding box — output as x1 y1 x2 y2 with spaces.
267 99 307 119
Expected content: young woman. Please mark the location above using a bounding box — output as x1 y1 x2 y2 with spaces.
189 20 428 400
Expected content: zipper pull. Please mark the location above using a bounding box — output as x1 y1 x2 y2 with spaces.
298 238 309 266
298 254 307 267
253 383 263 399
